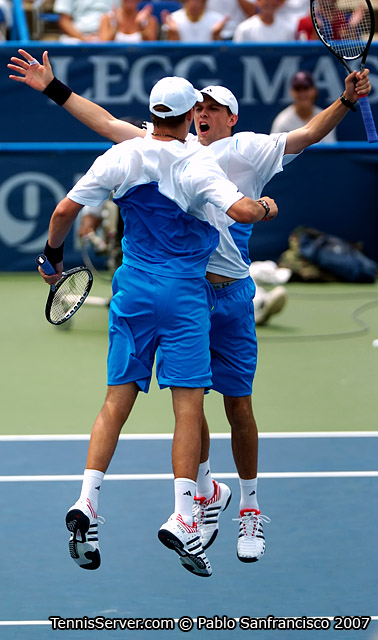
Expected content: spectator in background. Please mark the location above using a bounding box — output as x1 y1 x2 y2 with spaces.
206 0 256 40
53 0 116 42
161 0 229 41
99 0 158 41
0 0 12 40
296 11 318 39
275 0 308 33
233 0 296 42
270 70 337 143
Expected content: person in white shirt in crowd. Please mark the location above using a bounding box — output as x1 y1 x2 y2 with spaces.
99 0 158 42
161 0 229 41
53 0 116 42
271 70 337 143
275 0 308 33
233 0 296 42
0 0 12 40
206 0 256 40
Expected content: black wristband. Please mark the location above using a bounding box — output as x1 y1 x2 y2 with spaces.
44 241 64 264
340 93 357 112
43 77 72 106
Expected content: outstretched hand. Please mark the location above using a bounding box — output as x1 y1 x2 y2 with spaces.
8 49 54 92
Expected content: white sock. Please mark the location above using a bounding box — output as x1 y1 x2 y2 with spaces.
239 477 259 512
196 459 214 500
174 478 196 525
79 469 104 513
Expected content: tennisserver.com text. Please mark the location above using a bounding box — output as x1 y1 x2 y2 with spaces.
49 615 371 632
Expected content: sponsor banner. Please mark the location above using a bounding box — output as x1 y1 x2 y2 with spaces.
1 42 378 143
0 144 377 272
0 147 109 271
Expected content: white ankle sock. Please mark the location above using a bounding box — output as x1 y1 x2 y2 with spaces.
196 459 214 500
79 469 104 513
239 477 259 512
174 478 196 525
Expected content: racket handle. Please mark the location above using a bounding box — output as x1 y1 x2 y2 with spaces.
358 96 378 143
35 254 56 275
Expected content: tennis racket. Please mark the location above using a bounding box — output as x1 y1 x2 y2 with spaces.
311 0 378 143
35 254 93 325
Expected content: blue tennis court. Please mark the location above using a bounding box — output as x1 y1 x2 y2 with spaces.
1 434 377 639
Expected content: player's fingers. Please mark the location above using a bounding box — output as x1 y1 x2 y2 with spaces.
9 56 29 69
7 63 26 74
18 48 39 65
8 75 26 83
42 50 52 71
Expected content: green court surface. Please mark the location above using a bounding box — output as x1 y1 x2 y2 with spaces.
1 272 377 435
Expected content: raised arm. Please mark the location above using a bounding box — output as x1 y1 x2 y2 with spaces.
285 69 371 154
8 49 145 144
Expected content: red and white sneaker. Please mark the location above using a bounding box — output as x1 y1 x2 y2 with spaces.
235 508 271 563
193 480 232 550
65 498 104 570
158 513 212 577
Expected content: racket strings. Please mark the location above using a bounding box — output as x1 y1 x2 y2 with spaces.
313 0 371 58
49 271 91 323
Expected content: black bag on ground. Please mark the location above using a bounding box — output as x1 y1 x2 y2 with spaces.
279 227 377 283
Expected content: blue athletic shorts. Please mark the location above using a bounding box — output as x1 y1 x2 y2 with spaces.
210 276 257 397
107 265 216 392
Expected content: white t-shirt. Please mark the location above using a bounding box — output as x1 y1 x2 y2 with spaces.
185 131 294 278
270 105 337 143
233 14 295 42
53 0 113 33
169 8 225 42
68 136 245 278
275 0 309 31
206 0 256 38
68 137 242 222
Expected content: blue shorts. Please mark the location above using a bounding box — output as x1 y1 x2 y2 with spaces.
107 265 216 392
210 276 257 397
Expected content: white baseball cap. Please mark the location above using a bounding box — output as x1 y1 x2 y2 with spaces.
201 85 239 115
149 76 203 118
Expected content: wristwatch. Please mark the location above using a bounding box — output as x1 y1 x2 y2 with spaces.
256 198 270 219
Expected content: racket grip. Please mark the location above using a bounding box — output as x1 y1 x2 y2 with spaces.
35 254 56 275
358 96 378 143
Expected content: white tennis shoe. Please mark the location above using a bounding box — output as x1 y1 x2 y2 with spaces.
158 513 212 577
65 498 104 570
235 508 271 563
193 481 232 550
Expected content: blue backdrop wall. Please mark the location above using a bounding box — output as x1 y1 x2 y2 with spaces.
1 43 377 271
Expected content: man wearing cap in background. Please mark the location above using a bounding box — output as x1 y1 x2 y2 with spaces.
36 74 278 578
271 70 337 142
9 51 370 566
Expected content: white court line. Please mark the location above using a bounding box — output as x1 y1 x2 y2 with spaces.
0 431 378 441
0 617 377 626
0 471 378 482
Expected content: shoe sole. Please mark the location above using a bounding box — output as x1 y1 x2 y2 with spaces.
202 488 232 551
237 554 260 563
66 509 101 571
158 529 211 577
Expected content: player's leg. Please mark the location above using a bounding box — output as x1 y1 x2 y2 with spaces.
193 413 232 550
224 394 270 563
156 277 214 577
66 265 156 570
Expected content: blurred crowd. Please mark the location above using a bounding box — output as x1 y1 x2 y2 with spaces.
8 0 327 43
